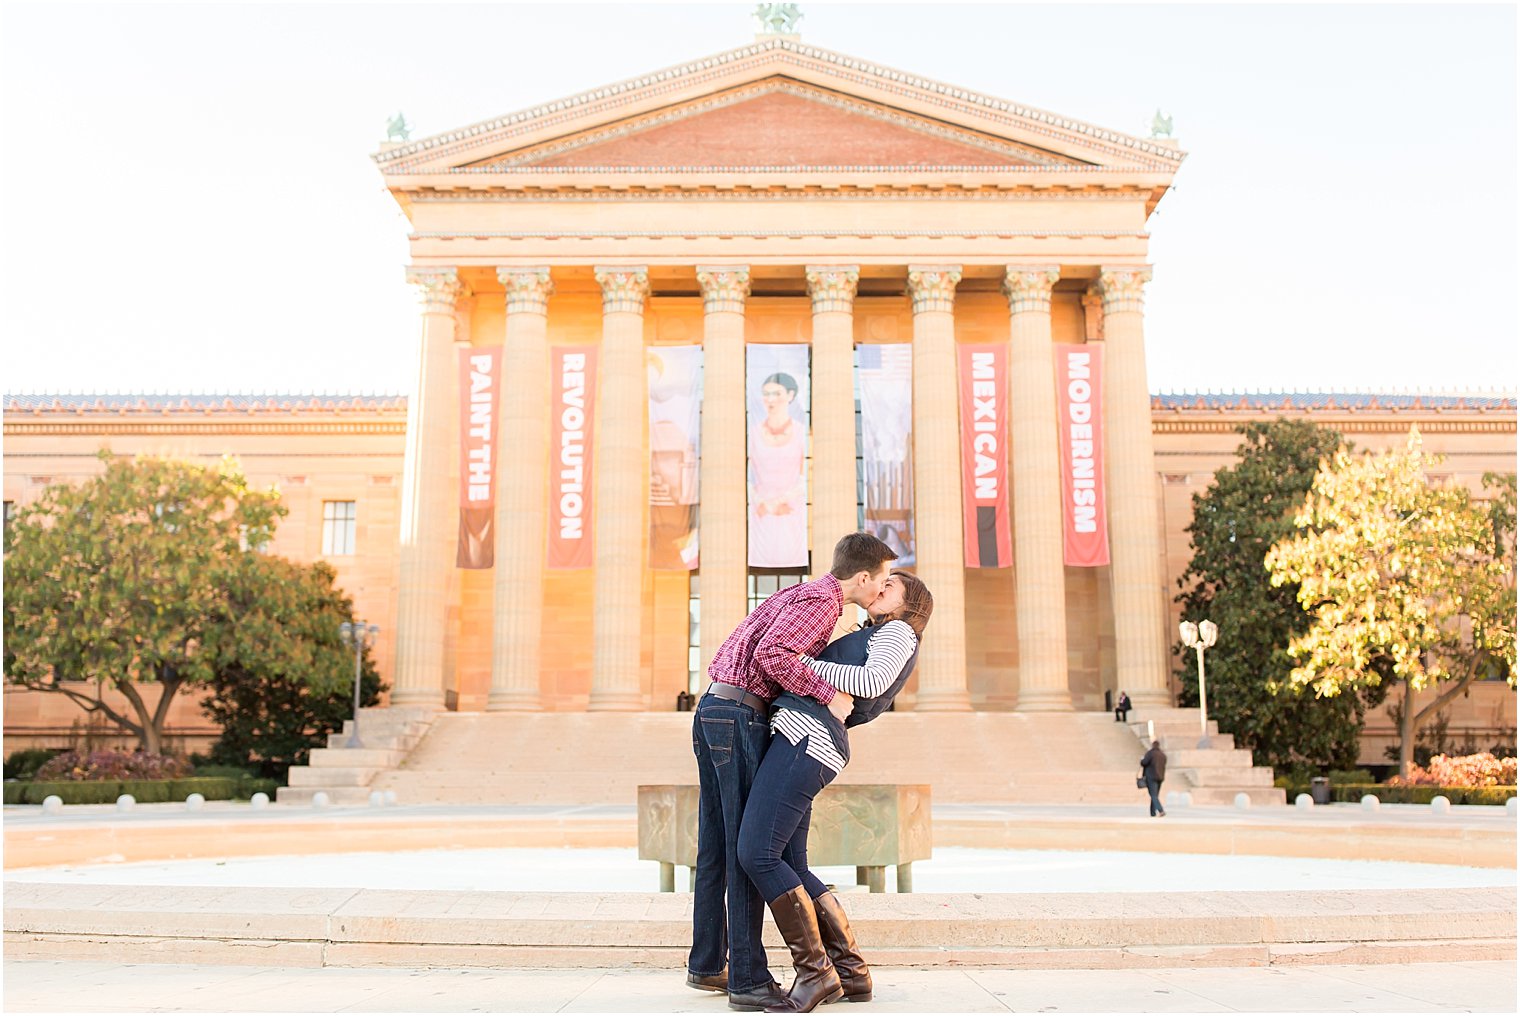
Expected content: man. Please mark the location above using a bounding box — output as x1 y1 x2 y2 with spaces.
687 532 897 1011
1141 739 1167 817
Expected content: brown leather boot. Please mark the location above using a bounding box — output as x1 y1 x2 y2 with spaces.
812 893 872 1003
764 887 843 1013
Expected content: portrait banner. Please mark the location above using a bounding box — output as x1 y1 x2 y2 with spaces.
548 346 597 570
857 345 915 567
1055 343 1110 567
648 346 703 570
456 346 502 569
957 344 1011 568
746 344 810 569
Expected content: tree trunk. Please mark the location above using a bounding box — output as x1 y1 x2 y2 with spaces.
116 678 162 755
1399 678 1414 779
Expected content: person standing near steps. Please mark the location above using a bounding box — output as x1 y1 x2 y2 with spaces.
686 532 898 1012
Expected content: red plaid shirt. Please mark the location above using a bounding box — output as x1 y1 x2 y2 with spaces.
708 574 842 704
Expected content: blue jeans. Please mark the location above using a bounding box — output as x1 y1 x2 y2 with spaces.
689 692 774 993
738 733 836 903
1146 776 1165 816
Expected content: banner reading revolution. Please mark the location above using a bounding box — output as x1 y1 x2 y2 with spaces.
1055 343 1110 567
746 344 810 568
857 345 915 568
548 346 597 570
648 346 703 570
957 344 1011 568
456 346 502 569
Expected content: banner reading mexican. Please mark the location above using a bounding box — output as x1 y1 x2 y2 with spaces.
1055 343 1110 567
957 344 1011 568
857 345 915 567
456 346 501 569
548 346 597 570
648 346 703 570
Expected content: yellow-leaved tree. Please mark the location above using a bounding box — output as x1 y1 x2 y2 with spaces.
1264 429 1516 777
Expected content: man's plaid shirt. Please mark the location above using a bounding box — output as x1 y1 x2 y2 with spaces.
707 573 842 704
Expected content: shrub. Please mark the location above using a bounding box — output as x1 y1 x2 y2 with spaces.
3 747 70 780
22 781 123 805
168 777 238 801
1333 782 1517 805
1386 753 1518 788
3 783 26 805
35 750 193 782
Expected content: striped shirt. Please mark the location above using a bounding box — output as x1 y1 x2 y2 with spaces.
707 573 841 705
772 621 920 774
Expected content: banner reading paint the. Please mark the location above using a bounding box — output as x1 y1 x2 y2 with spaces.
648 346 703 570
457 346 502 569
1055 344 1110 567
747 344 810 569
548 346 597 570
957 344 1011 568
858 345 915 568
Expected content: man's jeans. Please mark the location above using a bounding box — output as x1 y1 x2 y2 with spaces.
689 692 774 993
1145 776 1165 816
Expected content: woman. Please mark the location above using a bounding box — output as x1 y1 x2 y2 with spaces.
748 372 807 567
737 571 935 1013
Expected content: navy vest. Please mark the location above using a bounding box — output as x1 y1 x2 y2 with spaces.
773 623 920 764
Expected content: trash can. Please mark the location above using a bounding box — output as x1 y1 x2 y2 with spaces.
1310 776 1331 805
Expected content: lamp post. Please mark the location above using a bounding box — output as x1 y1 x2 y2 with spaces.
338 621 379 749
1179 619 1218 748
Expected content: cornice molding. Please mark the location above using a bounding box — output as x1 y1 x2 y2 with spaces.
5 421 408 437
1153 418 1515 436
410 229 1148 242
406 186 1153 202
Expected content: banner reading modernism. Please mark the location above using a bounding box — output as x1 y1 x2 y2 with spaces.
957 344 1012 568
649 346 703 570
1055 343 1110 567
747 344 810 568
548 346 598 570
858 345 916 568
457 346 502 569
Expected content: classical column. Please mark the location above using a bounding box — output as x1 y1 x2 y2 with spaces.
906 266 972 711
1003 267 1073 711
587 267 651 711
1096 266 1170 708
807 266 860 632
488 268 554 711
392 266 465 708
696 266 750 675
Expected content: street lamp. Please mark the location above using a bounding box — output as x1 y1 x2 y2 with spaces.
338 621 379 749
1179 619 1218 748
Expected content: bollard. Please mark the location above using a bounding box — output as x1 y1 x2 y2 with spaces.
184 793 205 811
1430 795 1451 815
116 794 135 812
368 791 385 808
1506 797 1517 817
1360 794 1380 812
1233 792 1251 810
249 792 270 809
1174 791 1192 809
41 795 63 814
1295 793 1314 810
382 790 397 807
311 791 331 809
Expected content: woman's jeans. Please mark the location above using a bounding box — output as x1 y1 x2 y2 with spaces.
738 733 837 903
689 693 774 993
1145 776 1165 816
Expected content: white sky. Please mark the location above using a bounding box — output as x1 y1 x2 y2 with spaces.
1 1 1516 397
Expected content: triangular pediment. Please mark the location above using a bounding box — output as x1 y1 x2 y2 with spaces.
376 38 1184 179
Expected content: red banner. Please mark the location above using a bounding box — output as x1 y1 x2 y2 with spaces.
457 346 502 569
1055 344 1110 567
548 346 597 569
957 344 1012 568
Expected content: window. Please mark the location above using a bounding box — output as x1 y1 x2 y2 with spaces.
322 501 357 556
688 573 701 694
2 501 14 553
748 571 808 614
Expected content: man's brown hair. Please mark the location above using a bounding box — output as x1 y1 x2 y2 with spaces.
828 531 898 580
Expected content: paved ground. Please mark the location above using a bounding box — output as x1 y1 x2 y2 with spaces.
5 959 1515 1012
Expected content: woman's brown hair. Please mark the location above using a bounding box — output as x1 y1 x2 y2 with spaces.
884 569 934 637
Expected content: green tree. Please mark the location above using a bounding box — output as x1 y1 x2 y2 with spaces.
1265 431 1517 777
4 454 284 755
200 556 384 779
1173 419 1369 772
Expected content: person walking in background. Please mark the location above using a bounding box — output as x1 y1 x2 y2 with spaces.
1141 739 1167 817
1114 690 1132 723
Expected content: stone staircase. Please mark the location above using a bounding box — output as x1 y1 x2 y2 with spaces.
1125 707 1285 806
276 706 437 806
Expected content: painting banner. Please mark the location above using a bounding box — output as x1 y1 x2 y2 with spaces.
648 346 703 570
548 346 597 570
1055 343 1110 567
456 346 501 569
857 345 915 568
746 344 811 569
957 344 1012 568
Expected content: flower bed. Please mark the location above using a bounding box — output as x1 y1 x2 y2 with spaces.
3 775 279 806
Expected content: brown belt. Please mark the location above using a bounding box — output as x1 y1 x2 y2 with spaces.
705 682 771 716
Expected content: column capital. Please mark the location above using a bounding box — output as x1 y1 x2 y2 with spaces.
594 266 650 315
1080 291 1105 341
497 267 554 315
696 265 751 314
1002 265 1061 315
1096 266 1153 315
805 265 860 314
406 266 465 315
906 265 962 314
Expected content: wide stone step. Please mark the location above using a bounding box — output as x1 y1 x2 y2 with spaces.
1158 734 1236 752
286 766 380 788
1180 786 1288 806
273 786 378 806
1175 766 1275 788
1164 748 1255 767
307 748 406 769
